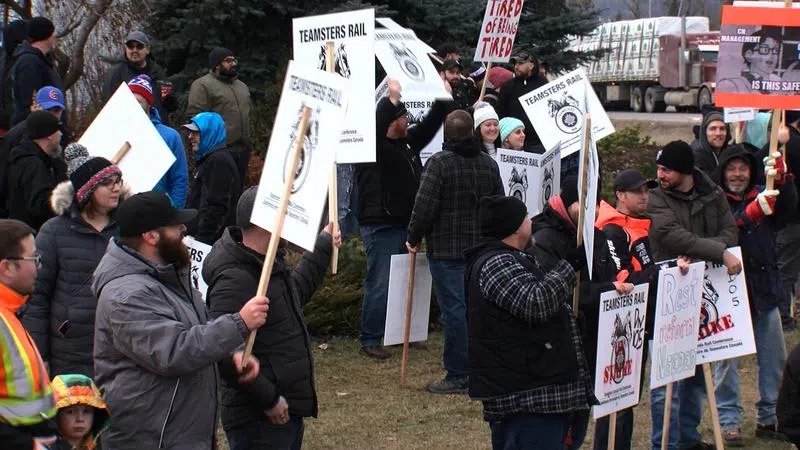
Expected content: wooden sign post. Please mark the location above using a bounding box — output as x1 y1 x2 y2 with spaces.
703 363 726 450
111 141 131 165
573 114 592 315
477 62 493 102
399 252 417 386
325 41 341 274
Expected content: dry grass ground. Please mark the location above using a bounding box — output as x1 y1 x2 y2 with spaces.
218 330 800 450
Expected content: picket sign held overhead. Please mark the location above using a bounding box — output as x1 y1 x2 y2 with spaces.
183 237 212 301
79 83 175 194
374 28 452 101
494 143 561 218
376 18 436 53
474 0 525 63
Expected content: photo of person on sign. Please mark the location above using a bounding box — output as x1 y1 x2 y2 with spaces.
718 27 784 95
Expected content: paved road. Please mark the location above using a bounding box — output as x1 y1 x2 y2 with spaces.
609 111 702 124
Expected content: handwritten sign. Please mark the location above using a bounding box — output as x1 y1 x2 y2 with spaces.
474 0 525 63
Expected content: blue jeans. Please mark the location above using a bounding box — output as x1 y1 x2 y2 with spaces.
650 360 707 449
359 224 407 347
225 417 304 450
336 164 359 239
490 412 586 450
714 307 787 429
428 258 468 379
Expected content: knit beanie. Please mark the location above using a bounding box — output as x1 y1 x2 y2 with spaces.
656 140 695 175
237 185 259 228
469 62 487 82
128 75 154 108
209 46 234 69
473 102 499 130
64 144 121 207
27 17 54 42
499 117 524 144
390 101 408 121
26 110 60 140
560 175 579 207
480 195 528 239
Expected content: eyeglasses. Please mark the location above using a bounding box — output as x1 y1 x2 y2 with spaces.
753 45 780 55
99 176 123 188
6 254 42 268
126 42 146 50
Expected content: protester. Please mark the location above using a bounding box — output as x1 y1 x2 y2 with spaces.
102 31 171 116
50 374 108 450
442 59 477 111
778 342 800 447
711 144 795 445
183 112 242 245
648 140 740 450
473 102 500 156
406 110 504 393
774 110 800 330
354 78 449 359
0 219 57 450
11 17 62 126
692 110 731 179
7 110 66 230
92 191 268 449
469 63 500 107
205 186 341 450
0 19 29 131
128 75 188 207
465 194 594 448
22 144 124 377
187 47 252 181
499 117 525 150
437 43 460 62
495 48 547 151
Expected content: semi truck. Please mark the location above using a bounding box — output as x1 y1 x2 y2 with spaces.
570 17 719 112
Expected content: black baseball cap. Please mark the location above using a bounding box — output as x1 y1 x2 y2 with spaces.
510 49 534 64
443 59 462 71
614 169 658 192
117 191 197 237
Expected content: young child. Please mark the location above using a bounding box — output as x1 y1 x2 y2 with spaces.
50 374 108 450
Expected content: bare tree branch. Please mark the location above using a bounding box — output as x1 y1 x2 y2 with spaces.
62 0 114 91
56 11 86 38
0 0 31 19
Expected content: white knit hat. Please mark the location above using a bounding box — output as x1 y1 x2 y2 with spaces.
473 102 499 130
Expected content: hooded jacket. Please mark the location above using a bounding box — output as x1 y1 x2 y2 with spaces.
406 137 504 260
0 20 27 128
186 112 242 245
101 56 168 115
92 239 249 450
6 137 67 230
495 74 548 151
11 41 63 126
693 111 731 180
50 374 108 450
151 108 189 208
187 71 252 149
205 227 331 430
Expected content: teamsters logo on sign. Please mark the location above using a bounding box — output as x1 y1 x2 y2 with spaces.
318 43 352 79
389 42 424 81
549 93 583 134
284 103 322 194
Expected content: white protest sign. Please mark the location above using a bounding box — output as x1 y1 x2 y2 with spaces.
474 0 525 62
650 262 705 389
251 61 348 251
520 69 614 158
79 83 175 194
723 108 756 123
183 236 212 301
594 283 649 419
578 127 599 278
495 143 561 217
384 253 433 346
293 9 376 163
695 247 756 363
375 18 436 53
375 29 452 100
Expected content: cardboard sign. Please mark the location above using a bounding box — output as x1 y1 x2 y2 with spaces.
695 247 757 363
594 283 649 419
293 9 376 163
715 5 800 109
79 84 175 194
519 69 614 158
650 262 705 389
578 126 599 278
474 0 525 63
723 108 756 123
495 143 561 217
183 236 212 301
384 253 433 346
374 29 452 100
250 61 349 251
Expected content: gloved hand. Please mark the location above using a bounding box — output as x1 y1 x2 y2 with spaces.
565 245 587 272
745 189 779 222
764 151 788 185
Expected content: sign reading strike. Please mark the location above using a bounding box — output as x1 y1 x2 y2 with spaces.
494 143 561 217
594 284 649 419
695 247 757 363
251 61 348 251
650 262 705 389
474 0 525 63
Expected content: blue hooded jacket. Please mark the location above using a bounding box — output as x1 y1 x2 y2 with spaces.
192 112 227 161
151 108 189 208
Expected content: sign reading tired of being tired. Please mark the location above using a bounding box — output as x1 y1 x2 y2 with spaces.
474 0 525 63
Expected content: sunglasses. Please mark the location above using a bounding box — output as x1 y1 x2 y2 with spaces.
126 41 146 50
7 254 42 268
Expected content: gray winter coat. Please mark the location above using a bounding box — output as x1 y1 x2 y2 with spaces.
92 239 249 450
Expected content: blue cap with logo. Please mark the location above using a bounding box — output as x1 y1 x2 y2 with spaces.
35 86 65 111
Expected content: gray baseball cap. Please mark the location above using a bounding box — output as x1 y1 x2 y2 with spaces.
125 31 150 46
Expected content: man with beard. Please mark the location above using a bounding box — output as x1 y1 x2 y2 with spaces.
495 49 548 152
188 47 252 181
692 110 731 179
92 191 269 450
442 60 478 111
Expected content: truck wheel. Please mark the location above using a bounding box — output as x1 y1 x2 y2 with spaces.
631 86 645 112
645 87 666 113
698 87 713 111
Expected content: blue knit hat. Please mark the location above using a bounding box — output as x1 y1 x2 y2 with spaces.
499 117 525 144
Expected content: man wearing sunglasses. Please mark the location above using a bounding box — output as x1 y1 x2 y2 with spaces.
718 27 783 95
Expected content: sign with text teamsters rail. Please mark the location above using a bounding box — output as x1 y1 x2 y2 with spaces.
474 0 525 63
293 9 375 163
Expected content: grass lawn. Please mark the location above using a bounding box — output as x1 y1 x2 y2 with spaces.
219 329 800 449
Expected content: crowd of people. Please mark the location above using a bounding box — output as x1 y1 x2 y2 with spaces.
0 15 799 450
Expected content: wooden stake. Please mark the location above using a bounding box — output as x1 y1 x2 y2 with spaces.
573 115 592 315
703 363 726 450
477 62 493 103
400 252 417 386
733 122 743 145
325 41 340 275
662 382 673 450
241 106 312 366
608 412 617 450
766 109 781 191
111 141 131 164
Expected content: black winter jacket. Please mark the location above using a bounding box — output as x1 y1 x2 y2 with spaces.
355 96 447 227
11 42 63 126
6 138 67 230
205 227 332 430
495 74 548 151
0 120 26 218
102 57 168 117
778 342 800 447
186 147 242 245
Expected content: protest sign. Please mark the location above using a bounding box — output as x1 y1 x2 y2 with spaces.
79 83 175 194
578 124 599 278
594 284 649 419
723 108 756 123
650 262 705 389
695 247 757 363
376 18 436 53
250 61 348 251
183 236 212 301
474 0 525 63
495 143 561 217
519 69 614 158
293 10 375 163
384 253 432 346
715 5 800 109
375 29 452 100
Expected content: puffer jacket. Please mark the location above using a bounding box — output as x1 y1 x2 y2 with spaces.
205 227 331 430
187 71 252 149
